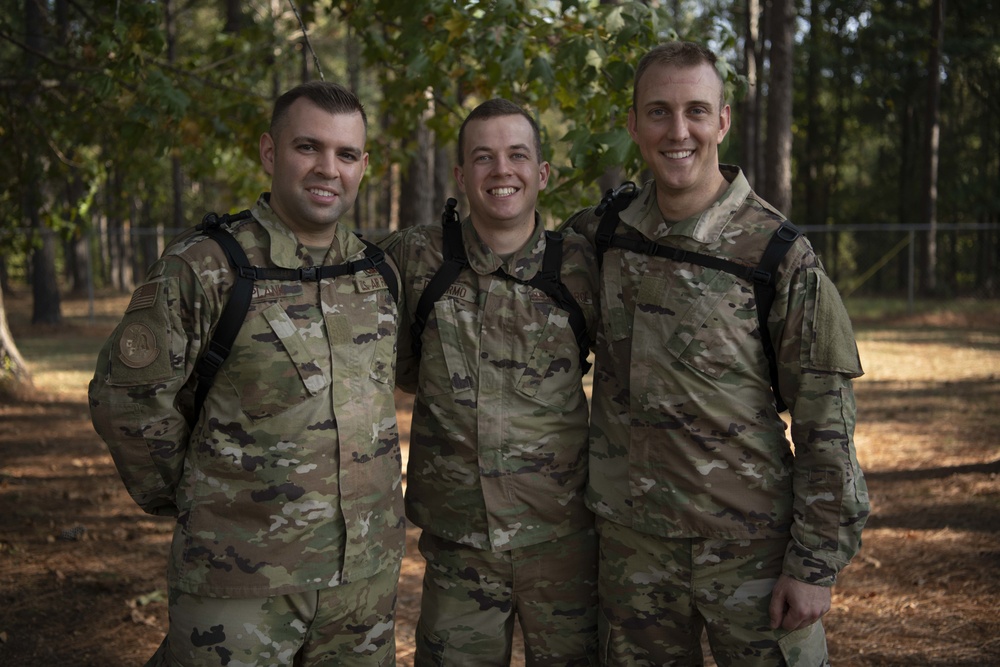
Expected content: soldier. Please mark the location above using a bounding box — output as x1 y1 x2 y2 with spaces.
562 42 870 665
88 81 404 666
381 99 599 666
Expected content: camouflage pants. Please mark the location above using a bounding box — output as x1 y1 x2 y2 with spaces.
145 563 399 667
414 528 599 667
596 518 829 667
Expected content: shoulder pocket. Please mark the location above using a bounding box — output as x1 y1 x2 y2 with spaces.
801 268 863 377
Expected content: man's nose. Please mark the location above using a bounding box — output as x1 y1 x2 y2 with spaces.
666 115 689 141
492 155 513 175
314 151 340 178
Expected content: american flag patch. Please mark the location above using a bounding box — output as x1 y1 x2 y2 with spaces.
125 284 158 313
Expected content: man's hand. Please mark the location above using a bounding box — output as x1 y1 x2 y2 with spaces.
768 574 831 631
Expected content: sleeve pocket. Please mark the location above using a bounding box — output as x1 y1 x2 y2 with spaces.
802 268 863 377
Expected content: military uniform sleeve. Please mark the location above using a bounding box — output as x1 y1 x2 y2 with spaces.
88 256 208 517
559 229 601 349
379 230 419 394
771 248 870 586
558 207 599 246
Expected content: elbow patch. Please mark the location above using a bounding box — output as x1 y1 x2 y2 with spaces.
802 268 863 377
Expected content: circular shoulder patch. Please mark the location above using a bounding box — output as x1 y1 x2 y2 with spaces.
118 322 161 369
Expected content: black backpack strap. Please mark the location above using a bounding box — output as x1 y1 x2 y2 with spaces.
230 237 397 302
594 181 639 269
492 232 592 374
523 231 593 374
191 211 255 422
751 221 801 413
589 182 803 411
608 235 760 282
357 237 399 303
411 198 468 358
190 211 399 423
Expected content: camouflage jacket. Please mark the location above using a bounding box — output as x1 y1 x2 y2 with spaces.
564 168 870 586
381 216 599 552
89 194 405 597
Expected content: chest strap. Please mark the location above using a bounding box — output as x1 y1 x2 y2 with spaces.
593 183 801 411
190 210 397 423
412 199 592 374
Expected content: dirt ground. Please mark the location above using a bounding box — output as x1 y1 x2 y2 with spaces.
1 292 998 666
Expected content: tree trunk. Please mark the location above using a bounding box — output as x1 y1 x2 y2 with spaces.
898 102 914 291
434 144 452 219
166 0 185 236
919 0 944 295
377 109 395 231
398 121 434 229
763 0 794 216
802 0 822 233
0 283 33 398
740 0 761 189
224 0 249 33
106 164 132 292
31 230 63 325
24 0 61 325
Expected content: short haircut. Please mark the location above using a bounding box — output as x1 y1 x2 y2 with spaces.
456 98 543 166
269 81 368 138
633 41 725 110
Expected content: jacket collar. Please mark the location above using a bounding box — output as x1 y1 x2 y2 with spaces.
462 212 548 281
622 165 750 245
252 193 366 268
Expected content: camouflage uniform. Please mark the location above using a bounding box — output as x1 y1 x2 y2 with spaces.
564 168 870 666
381 216 600 666
89 194 405 665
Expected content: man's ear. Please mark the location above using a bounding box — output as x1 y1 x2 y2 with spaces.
538 161 551 191
627 106 639 144
260 133 275 176
717 105 732 144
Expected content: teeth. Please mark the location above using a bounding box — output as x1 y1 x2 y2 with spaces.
665 151 694 159
490 187 516 197
309 188 335 197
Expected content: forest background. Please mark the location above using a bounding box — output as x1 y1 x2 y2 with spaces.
0 2 999 664
1 0 999 388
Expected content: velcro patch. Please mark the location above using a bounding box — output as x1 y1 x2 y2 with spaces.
125 284 158 313
118 322 160 369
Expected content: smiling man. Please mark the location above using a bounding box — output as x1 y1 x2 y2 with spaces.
89 81 404 666
563 42 870 666
381 99 600 666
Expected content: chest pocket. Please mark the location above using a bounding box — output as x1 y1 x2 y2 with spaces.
222 289 329 422
514 299 583 409
418 288 477 398
634 264 757 381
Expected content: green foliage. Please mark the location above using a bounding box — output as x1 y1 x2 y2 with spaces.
2 0 995 300
341 0 704 217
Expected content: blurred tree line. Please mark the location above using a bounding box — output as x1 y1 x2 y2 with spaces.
1 0 998 392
